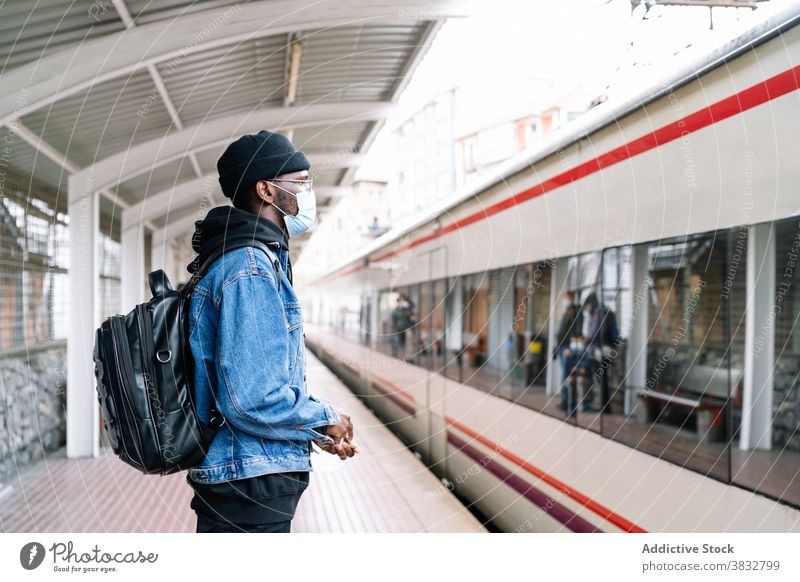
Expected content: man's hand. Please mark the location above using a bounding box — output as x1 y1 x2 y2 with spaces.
313 413 360 460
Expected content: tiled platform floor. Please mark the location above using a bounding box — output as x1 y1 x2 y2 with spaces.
0 351 485 533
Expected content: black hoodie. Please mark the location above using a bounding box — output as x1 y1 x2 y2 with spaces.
186 205 292 283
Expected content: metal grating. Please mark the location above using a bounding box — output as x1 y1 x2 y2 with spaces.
20 71 174 168
116 157 198 202
0 0 125 73
295 23 426 104
0 126 70 193
127 0 246 25
158 36 288 126
0 190 69 349
0 4 446 231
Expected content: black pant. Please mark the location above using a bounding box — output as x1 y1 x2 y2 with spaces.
593 356 614 413
195 512 294 533
188 471 309 533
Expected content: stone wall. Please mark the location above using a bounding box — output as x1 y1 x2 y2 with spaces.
0 344 66 482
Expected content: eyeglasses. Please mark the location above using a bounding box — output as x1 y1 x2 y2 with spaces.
269 177 314 192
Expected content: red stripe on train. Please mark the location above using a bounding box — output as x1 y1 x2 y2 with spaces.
322 65 800 282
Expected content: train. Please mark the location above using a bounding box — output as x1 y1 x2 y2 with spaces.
303 9 800 532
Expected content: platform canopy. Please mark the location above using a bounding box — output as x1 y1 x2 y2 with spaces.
0 0 462 457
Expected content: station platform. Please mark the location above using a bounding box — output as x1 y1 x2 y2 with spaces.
0 351 484 533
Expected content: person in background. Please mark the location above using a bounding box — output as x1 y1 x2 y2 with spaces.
390 295 414 359
582 292 620 414
391 295 408 358
553 290 583 411
563 333 593 416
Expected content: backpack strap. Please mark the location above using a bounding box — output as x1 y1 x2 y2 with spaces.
183 239 282 432
186 239 282 294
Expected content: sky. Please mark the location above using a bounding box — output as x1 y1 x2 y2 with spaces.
355 0 800 181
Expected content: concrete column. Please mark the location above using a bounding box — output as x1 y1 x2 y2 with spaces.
120 222 146 312
66 181 100 458
625 244 650 416
741 222 776 451
546 257 571 395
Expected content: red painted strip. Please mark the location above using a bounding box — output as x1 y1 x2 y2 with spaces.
448 431 602 532
321 65 800 283
370 379 416 416
372 372 416 403
445 414 648 533
324 334 647 532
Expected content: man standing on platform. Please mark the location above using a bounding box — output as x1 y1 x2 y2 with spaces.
185 130 359 533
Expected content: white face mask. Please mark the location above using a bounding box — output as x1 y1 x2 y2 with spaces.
266 182 316 237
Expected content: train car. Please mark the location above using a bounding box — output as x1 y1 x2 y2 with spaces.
304 10 800 532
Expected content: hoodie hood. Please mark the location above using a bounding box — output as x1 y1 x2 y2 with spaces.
187 205 289 276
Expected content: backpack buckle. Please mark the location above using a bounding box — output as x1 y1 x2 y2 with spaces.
208 409 226 429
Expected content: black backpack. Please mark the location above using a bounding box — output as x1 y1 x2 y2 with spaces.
92 240 280 475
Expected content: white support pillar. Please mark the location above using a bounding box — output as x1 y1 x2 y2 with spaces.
120 222 146 312
741 222 776 451
625 244 650 416
67 183 100 458
547 257 571 395
151 232 167 273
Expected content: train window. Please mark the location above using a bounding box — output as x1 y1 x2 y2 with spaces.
414 281 430 369
734 217 800 507
443 277 464 381
374 289 405 357
513 264 551 391
459 273 490 389
318 221 798 509
607 231 746 484
406 284 422 366
430 279 446 373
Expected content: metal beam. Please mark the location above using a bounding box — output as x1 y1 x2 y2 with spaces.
631 0 760 7
153 209 215 245
122 171 355 229
111 0 136 27
123 175 219 229
11 121 161 229
0 0 460 126
69 102 393 201
283 33 303 107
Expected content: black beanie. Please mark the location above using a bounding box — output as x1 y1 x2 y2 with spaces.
216 130 310 199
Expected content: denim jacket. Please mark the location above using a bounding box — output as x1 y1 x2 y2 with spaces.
187 243 341 484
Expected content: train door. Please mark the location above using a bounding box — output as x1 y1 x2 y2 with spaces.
426 246 448 476
486 266 516 392
360 294 371 347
